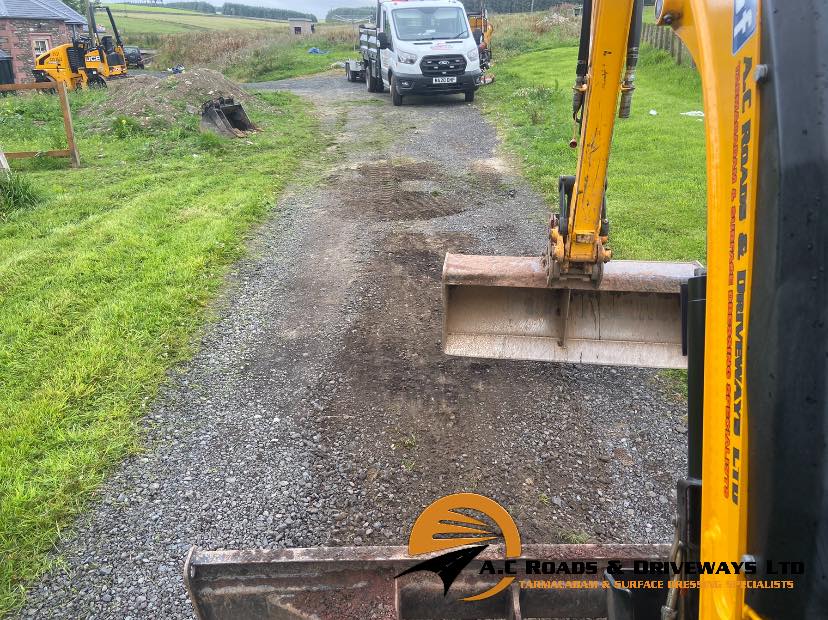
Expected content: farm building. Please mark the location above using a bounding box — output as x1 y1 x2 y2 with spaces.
0 0 85 84
288 18 315 35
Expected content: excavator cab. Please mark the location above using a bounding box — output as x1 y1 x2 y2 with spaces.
82 5 127 82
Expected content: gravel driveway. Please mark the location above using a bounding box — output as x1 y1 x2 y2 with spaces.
16 72 687 619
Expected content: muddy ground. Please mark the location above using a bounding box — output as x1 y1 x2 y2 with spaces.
18 73 687 619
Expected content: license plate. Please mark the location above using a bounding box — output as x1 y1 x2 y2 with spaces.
432 76 457 84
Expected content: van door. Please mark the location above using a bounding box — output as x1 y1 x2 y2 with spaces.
380 6 393 84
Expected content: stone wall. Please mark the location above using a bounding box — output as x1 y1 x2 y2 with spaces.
0 18 73 84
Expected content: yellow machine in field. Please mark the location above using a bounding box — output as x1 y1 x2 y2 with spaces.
467 3 494 70
33 4 127 89
183 1 827 618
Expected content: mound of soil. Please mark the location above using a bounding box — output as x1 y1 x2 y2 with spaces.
82 68 252 128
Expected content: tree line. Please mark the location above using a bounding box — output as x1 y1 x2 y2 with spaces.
324 1 587 22
164 2 216 13
325 6 374 23
221 3 317 21
459 0 581 12
61 1 317 21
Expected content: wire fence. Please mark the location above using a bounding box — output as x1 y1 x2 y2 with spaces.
642 22 695 69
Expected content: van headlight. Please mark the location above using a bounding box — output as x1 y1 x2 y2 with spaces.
467 48 479 62
397 51 417 65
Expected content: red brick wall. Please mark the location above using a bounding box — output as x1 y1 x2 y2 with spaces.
0 18 73 84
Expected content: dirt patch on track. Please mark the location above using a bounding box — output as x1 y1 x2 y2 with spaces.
332 160 467 221
318 228 598 545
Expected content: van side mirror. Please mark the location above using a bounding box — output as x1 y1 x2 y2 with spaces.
378 32 390 49
473 29 483 46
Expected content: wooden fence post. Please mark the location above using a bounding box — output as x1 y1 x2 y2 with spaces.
0 82 80 167
57 82 80 168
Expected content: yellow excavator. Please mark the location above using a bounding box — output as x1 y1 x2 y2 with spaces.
183 1 827 618
33 3 127 89
467 2 494 71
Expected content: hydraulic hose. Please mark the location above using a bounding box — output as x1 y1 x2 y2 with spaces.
571 0 593 122
619 0 644 118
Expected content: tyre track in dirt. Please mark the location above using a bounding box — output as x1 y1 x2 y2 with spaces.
17 73 687 619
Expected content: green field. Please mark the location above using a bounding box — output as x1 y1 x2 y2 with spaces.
104 2 288 35
0 88 321 615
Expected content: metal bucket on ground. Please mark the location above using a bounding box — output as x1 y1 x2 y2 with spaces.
200 97 257 138
442 254 701 369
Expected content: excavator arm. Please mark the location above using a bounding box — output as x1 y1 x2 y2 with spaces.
443 0 697 369
548 0 642 282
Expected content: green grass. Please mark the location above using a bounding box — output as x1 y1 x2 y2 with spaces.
226 40 354 82
0 172 42 216
0 88 321 614
148 24 355 82
104 3 287 36
481 45 706 262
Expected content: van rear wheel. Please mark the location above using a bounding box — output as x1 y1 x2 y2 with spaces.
465 90 475 102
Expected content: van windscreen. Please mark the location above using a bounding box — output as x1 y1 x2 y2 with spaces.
392 7 469 41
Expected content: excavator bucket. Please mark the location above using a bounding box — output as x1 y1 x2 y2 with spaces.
200 97 257 138
184 544 669 620
443 255 701 369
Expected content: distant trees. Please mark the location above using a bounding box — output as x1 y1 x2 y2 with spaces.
460 0 582 12
164 2 216 13
220 3 317 22
325 6 374 23
323 0 587 20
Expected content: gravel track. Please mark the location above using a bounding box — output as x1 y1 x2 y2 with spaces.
17 72 687 619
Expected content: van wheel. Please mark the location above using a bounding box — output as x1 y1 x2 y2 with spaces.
391 77 403 106
465 90 475 102
346 67 352 82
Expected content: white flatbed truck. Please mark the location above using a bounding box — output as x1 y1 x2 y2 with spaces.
345 0 483 105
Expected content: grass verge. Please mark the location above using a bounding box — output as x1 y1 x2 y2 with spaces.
151 26 355 82
480 45 707 262
0 88 320 614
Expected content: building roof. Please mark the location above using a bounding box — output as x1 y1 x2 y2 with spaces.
0 0 86 24
288 18 314 22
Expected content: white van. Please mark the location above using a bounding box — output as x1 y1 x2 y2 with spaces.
358 0 483 105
